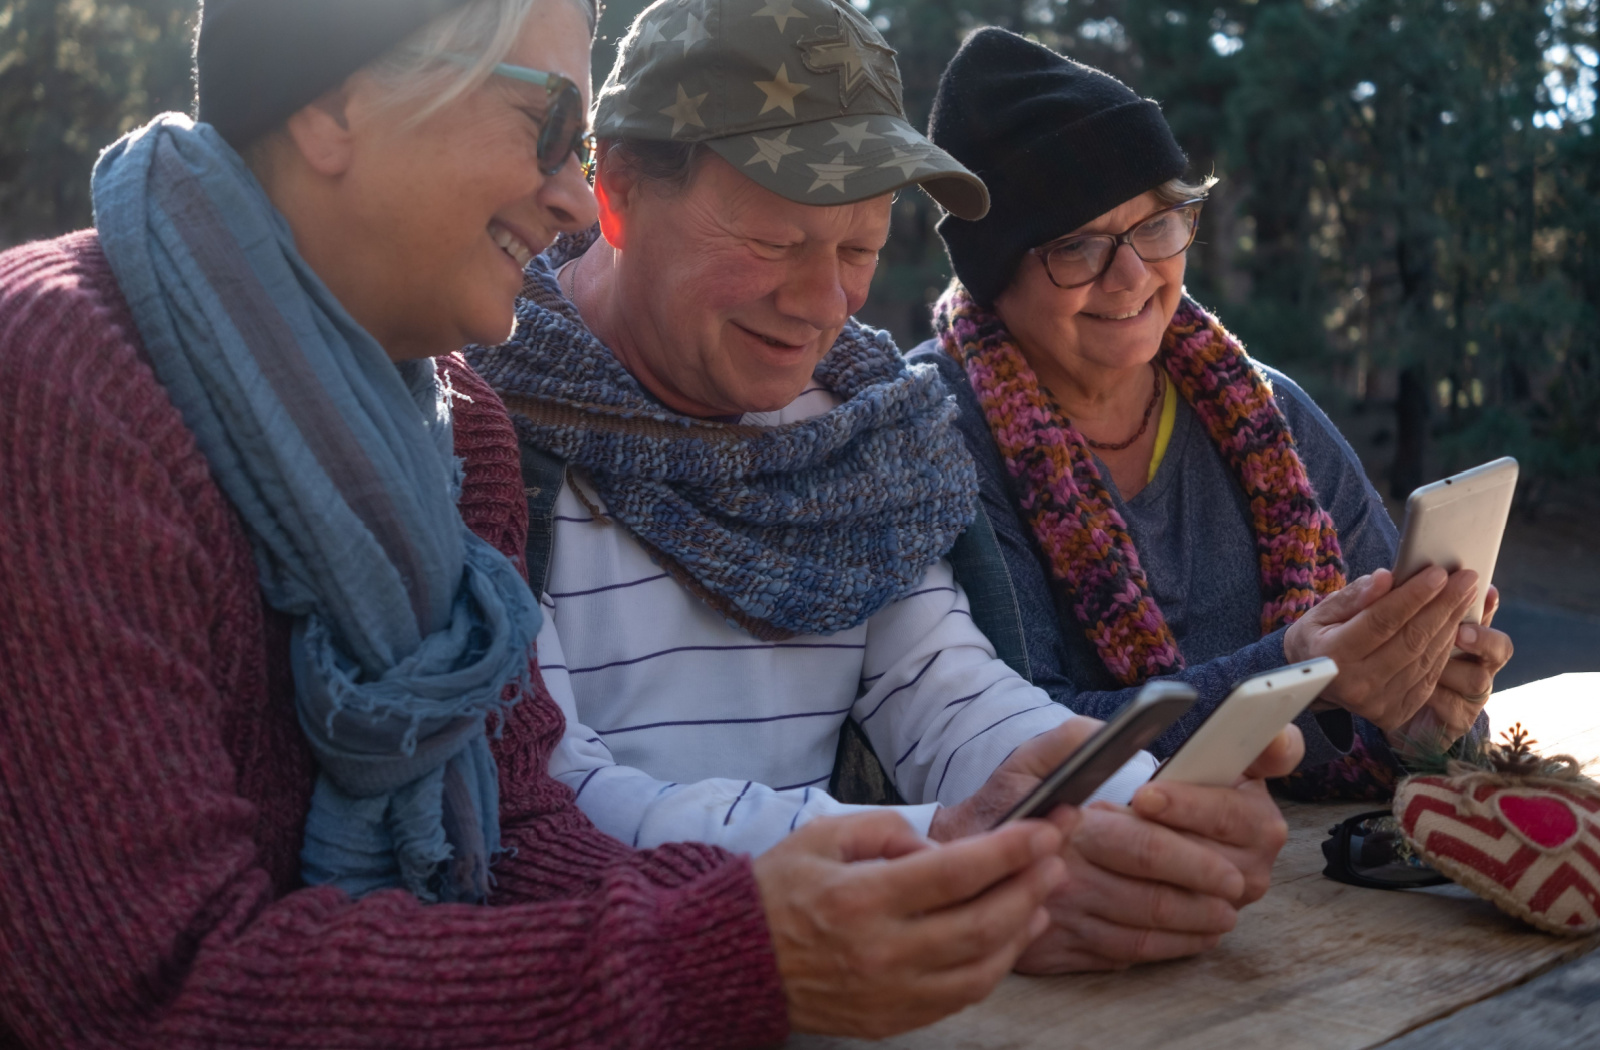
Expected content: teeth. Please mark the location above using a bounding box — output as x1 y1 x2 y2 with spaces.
1087 304 1144 320
489 222 534 269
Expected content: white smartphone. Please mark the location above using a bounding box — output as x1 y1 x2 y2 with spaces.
1151 657 1339 788
994 681 1198 827
1392 456 1518 626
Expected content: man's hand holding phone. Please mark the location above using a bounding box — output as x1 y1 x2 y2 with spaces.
928 707 1302 975
1013 724 1300 974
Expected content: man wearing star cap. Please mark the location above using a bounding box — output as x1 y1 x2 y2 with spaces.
588 0 988 217
468 0 1299 975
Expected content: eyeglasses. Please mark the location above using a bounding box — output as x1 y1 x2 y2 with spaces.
1320 809 1452 891
441 53 595 178
1032 199 1205 289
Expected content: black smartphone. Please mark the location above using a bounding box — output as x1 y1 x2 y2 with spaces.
992 681 1198 828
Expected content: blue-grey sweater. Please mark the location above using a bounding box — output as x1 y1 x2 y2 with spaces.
910 339 1400 769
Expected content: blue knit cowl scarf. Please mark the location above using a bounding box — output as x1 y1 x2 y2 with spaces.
92 114 542 903
467 228 978 639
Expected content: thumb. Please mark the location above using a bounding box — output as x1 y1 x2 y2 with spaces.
1241 724 1304 780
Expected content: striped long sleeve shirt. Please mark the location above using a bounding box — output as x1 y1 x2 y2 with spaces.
542 387 1157 855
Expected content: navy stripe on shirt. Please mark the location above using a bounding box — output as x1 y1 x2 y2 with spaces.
790 788 811 831
549 572 671 599
933 705 1054 797
724 781 754 825
570 641 866 676
859 653 940 725
774 772 831 791
596 704 856 737
571 767 604 800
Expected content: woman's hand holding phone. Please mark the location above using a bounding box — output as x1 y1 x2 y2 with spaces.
1406 585 1514 751
1283 566 1480 731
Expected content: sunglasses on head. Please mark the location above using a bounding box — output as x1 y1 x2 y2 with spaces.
1321 809 1452 891
440 53 595 178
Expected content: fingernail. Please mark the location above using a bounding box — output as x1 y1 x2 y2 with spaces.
1135 787 1168 815
1459 624 1478 646
1030 906 1052 939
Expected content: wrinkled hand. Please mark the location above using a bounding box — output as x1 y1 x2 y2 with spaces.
1285 567 1480 730
753 810 1065 1039
1012 728 1300 974
1396 586 1514 752
927 716 1104 843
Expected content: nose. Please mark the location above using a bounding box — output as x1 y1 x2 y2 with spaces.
1099 241 1150 292
774 247 851 332
538 153 600 234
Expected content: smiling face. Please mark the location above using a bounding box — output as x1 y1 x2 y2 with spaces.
993 190 1187 381
282 0 599 360
597 151 892 417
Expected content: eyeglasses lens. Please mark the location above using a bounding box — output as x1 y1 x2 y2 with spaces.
1044 205 1200 287
537 83 589 176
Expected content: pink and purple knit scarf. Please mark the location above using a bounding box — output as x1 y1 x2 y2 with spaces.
934 286 1347 687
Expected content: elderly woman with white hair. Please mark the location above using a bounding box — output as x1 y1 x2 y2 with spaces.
911 28 1514 797
0 2 1073 1045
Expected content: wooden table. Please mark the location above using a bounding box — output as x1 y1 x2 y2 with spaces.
790 673 1600 1050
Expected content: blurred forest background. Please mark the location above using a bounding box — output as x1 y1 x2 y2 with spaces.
3 0 1597 674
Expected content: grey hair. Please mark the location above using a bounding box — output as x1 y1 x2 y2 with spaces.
1151 174 1217 206
596 137 706 192
370 0 599 124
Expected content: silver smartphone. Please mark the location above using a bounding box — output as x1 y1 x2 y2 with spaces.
993 681 1198 828
1393 456 1518 625
1152 657 1339 788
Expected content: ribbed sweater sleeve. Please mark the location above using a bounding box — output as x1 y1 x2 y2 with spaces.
0 234 788 1050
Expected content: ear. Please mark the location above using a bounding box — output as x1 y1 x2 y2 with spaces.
593 153 640 251
282 84 357 177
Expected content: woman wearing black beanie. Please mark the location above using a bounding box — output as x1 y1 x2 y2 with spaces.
909 27 1511 799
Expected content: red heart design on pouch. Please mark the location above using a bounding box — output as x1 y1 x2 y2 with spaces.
1496 794 1580 851
1395 776 1600 936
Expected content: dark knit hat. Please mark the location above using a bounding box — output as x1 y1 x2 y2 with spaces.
195 0 475 148
928 28 1188 305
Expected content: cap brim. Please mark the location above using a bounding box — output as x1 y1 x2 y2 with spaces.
702 114 989 221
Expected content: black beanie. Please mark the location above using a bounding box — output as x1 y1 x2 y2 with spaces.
928 28 1188 306
195 0 476 148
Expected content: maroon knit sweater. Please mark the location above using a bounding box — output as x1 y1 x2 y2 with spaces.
0 232 790 1049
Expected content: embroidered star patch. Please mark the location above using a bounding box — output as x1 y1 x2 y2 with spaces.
797 6 902 109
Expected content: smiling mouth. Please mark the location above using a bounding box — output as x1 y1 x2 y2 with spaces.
739 324 808 352
1083 296 1152 321
489 221 536 270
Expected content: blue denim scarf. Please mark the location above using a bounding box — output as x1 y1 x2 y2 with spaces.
92 114 541 903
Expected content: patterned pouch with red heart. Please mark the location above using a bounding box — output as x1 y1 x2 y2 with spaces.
1395 764 1600 936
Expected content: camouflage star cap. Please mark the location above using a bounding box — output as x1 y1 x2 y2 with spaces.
593 0 989 220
